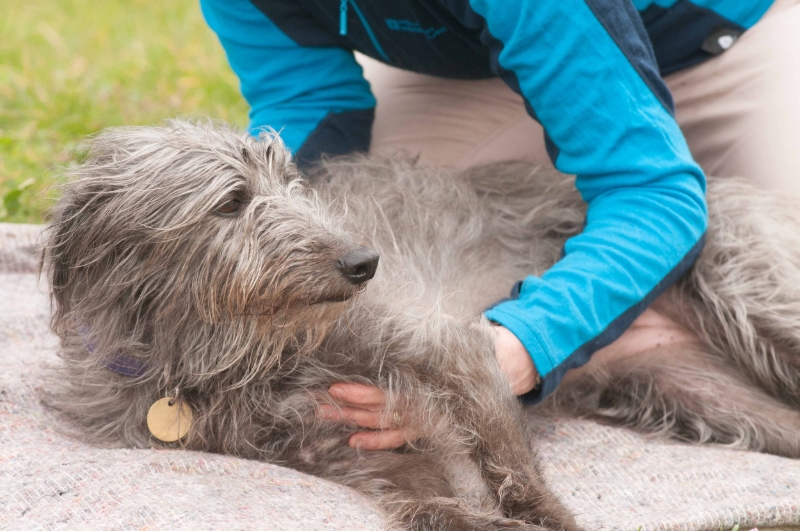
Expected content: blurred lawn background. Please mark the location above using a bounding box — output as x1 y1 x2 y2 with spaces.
0 0 248 223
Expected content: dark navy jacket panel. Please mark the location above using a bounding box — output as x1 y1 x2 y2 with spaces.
252 0 495 79
294 108 375 169
640 1 743 75
248 0 342 47
247 0 773 80
637 0 773 74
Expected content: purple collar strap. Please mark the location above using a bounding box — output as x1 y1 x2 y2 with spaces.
77 324 148 378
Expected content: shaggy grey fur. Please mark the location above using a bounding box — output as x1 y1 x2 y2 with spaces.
42 120 800 530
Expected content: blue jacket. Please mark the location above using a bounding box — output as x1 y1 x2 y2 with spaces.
201 0 772 402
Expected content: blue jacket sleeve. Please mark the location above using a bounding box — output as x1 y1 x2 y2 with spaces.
200 0 376 166
445 0 710 402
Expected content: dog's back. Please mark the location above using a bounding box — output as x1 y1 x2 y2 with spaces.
312 153 800 459
311 157 586 320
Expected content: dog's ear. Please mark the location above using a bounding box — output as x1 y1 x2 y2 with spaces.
42 129 127 332
42 180 112 331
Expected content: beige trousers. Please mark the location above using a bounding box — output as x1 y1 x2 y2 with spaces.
358 0 800 195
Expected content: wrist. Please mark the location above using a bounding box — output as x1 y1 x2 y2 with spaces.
491 324 540 396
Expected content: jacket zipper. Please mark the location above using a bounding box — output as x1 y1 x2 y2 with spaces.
339 0 348 36
339 0 390 63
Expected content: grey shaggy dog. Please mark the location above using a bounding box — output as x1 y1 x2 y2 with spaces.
42 120 800 531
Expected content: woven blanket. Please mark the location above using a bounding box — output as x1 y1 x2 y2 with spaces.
1 222 798 531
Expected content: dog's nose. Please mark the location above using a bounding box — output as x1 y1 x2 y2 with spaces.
336 246 379 285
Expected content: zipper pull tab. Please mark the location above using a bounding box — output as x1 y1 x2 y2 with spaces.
339 0 348 36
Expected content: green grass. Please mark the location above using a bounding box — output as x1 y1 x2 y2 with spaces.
0 0 248 223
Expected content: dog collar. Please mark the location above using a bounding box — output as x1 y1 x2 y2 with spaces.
77 324 148 378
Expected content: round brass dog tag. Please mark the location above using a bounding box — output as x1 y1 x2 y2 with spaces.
146 397 193 442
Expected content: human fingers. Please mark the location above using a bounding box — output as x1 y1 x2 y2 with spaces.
328 382 386 410
348 429 410 450
317 404 394 429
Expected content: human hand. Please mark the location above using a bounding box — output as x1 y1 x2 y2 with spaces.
317 382 417 450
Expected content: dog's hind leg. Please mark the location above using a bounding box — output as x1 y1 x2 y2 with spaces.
551 344 800 458
665 178 800 406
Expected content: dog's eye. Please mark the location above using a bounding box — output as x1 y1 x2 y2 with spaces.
215 198 242 216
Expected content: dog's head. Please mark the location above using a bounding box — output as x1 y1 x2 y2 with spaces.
43 120 377 381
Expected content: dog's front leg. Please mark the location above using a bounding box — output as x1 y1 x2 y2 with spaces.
324 307 581 529
339 450 549 531
413 321 583 531
284 417 548 531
